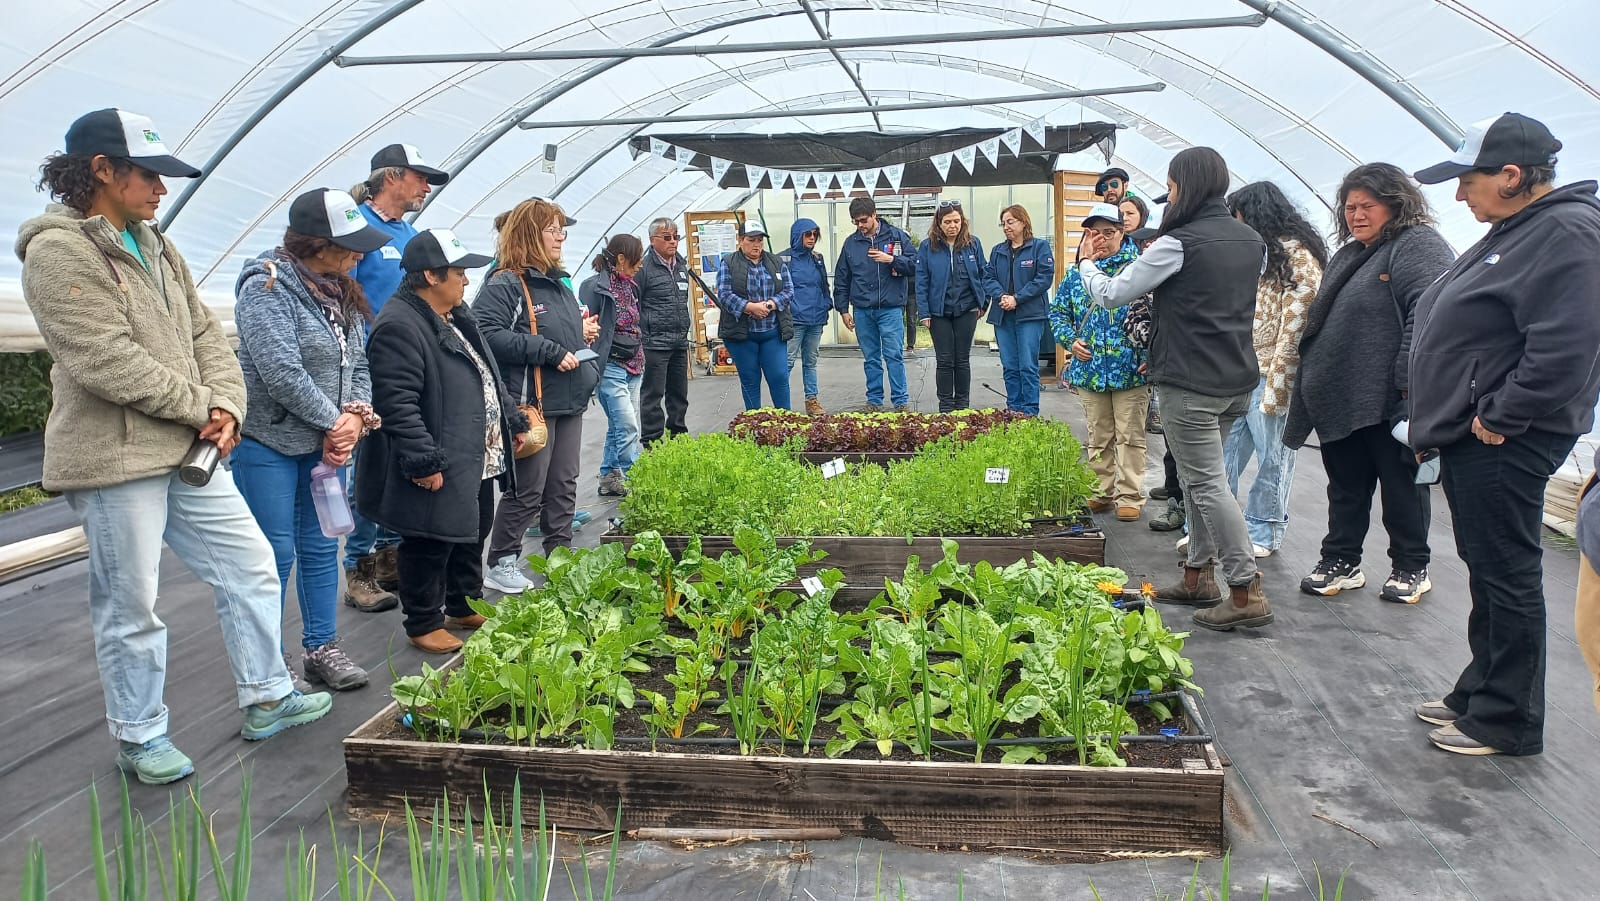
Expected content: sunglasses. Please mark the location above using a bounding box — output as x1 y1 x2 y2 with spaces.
936 199 962 211
655 233 682 241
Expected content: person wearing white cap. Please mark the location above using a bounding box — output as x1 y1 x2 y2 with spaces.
355 228 526 655
340 142 454 615
231 188 393 694
1049 203 1149 521
1406 112 1600 756
18 109 334 785
715 220 795 410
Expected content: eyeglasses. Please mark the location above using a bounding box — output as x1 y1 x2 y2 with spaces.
936 199 962 211
543 226 567 237
1089 226 1122 239
852 216 873 225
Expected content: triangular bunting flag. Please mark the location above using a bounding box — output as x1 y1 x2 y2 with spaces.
773 170 792 190
931 153 953 181
1023 118 1047 147
1001 129 1024 157
675 148 693 172
883 163 905 192
955 145 977 174
978 138 1000 168
709 156 731 184
649 138 668 159
746 165 768 188
793 172 812 194
864 168 882 193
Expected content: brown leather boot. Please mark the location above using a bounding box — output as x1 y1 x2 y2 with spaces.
1193 573 1274 631
373 546 401 591
409 629 463 654
344 557 398 613
1152 562 1223 607
444 613 487 630
805 397 825 416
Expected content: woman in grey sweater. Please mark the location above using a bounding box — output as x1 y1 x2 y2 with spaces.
1284 164 1456 605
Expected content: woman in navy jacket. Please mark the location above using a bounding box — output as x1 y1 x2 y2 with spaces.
987 204 1055 414
916 200 1000 412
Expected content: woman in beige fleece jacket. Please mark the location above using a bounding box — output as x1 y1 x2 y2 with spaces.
16 108 332 786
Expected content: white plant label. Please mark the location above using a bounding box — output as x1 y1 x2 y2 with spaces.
822 458 847 478
801 576 824 597
985 467 1011 484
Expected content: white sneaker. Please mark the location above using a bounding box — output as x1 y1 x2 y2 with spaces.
483 555 532 594
1175 535 1189 553
1253 544 1272 558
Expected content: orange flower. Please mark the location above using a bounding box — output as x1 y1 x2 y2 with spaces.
1097 580 1124 595
1140 581 1155 598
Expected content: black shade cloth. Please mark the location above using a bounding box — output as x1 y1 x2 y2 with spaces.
628 123 1119 190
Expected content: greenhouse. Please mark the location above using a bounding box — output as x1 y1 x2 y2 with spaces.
1 1 1598 898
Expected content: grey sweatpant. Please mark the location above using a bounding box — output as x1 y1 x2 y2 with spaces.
486 413 584 563
1159 384 1258 586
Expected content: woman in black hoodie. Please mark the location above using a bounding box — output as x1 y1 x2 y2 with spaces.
1407 113 1600 757
473 199 601 594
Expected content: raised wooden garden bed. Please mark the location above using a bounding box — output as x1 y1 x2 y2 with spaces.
344 691 1223 853
599 528 1106 602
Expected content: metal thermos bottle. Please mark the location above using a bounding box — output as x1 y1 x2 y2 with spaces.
178 438 221 487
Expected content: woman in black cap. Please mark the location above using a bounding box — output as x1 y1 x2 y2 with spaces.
232 188 391 692
1407 113 1600 756
356 228 526 654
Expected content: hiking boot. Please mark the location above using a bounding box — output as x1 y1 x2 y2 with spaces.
1379 568 1431 604
1301 558 1365 597
892 403 912 413
1428 723 1501 756
445 613 488 630
1193 574 1274 631
241 690 333 741
344 557 399 613
373 546 400 591
1152 563 1224 607
1146 407 1163 435
117 736 194 785
598 471 628 497
1116 505 1141 522
1415 700 1459 726
1087 498 1114 514
1149 498 1185 532
410 629 463 654
805 396 825 416
284 651 315 694
304 641 369 691
864 403 885 413
1148 485 1172 501
484 555 533 594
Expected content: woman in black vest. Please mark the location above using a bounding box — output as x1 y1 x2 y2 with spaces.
715 221 794 410
1076 147 1272 632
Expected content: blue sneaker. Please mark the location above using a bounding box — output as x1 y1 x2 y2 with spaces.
525 509 592 537
241 690 333 741
117 736 194 785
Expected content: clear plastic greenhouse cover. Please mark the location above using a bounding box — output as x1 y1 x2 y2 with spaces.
0 1 1595 473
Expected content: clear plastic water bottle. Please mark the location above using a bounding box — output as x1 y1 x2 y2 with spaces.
310 462 355 537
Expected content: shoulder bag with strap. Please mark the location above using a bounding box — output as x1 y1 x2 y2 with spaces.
511 272 549 458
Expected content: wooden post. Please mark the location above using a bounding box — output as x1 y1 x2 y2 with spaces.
1047 170 1109 385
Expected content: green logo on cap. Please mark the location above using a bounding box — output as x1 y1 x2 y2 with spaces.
345 208 361 222
142 129 162 145
451 238 464 249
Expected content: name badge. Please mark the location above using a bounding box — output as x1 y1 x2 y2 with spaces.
379 245 401 260
678 280 689 294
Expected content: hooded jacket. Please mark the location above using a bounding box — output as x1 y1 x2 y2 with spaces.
472 266 602 418
987 236 1055 324
16 204 246 491
915 235 1000 319
833 221 916 311
784 218 832 325
234 251 371 457
1408 181 1600 450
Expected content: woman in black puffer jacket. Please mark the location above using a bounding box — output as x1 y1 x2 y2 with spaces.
472 199 601 594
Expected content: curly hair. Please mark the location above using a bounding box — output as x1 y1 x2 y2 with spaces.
495 198 565 274
1334 163 1435 244
1226 181 1330 289
37 152 133 213
281 229 374 322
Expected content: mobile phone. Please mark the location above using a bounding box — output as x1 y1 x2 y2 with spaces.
574 348 599 362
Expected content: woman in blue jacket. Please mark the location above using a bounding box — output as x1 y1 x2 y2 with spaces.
987 204 1055 414
916 200 999 412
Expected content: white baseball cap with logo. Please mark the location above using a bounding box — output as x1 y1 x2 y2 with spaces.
1081 202 1125 229
64 108 202 178
288 188 392 253
401 228 495 272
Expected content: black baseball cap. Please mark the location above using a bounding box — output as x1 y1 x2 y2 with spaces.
65 109 201 178
401 228 494 272
289 188 392 253
1151 192 1170 205
1414 112 1562 184
1095 167 1130 194
531 196 578 227
370 143 451 185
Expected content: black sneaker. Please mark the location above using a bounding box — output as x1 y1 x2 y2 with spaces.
1379 568 1431 604
1300 558 1365 597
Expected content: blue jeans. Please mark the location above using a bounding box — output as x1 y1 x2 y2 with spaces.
596 361 643 476
993 317 1045 414
853 307 908 406
231 438 341 649
342 445 398 571
64 467 294 743
725 328 792 410
1222 379 1297 550
787 322 826 400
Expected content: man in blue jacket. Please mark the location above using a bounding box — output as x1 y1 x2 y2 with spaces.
834 197 916 411
783 218 831 415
